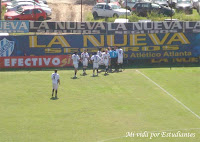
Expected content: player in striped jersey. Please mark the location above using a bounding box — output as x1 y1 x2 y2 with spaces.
72 52 80 78
81 49 90 75
102 49 110 74
91 53 101 77
51 69 60 98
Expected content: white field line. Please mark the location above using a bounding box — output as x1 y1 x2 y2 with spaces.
97 128 200 142
136 70 200 120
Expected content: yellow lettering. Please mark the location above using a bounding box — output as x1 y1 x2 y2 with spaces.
149 33 170 45
151 58 168 63
84 35 104 47
142 46 160 51
29 36 46 48
107 35 127 46
47 36 70 47
130 34 146 46
162 45 179 51
167 33 190 45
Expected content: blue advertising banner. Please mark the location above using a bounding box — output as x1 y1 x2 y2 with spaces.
1 33 200 60
0 20 29 33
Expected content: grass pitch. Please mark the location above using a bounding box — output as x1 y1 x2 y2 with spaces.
0 67 200 142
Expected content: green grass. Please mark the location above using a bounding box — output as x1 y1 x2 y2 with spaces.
86 9 200 22
0 68 200 142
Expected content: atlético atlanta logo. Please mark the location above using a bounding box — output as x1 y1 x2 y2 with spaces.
0 38 15 57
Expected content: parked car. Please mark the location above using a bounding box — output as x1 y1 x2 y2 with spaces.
7 1 48 10
175 0 193 14
152 0 169 6
193 0 198 8
168 0 177 7
196 0 200 12
132 2 175 16
2 0 42 7
122 0 138 10
2 0 46 3
4 6 47 20
7 2 51 16
6 0 44 7
92 3 131 19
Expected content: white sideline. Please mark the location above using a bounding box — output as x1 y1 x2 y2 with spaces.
97 128 200 142
136 70 200 120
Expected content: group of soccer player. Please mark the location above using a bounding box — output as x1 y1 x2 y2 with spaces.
51 46 124 98
71 46 124 78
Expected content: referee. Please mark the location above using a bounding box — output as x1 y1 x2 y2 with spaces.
109 47 118 72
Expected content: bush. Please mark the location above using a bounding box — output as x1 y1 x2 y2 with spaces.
1 6 6 20
86 9 200 22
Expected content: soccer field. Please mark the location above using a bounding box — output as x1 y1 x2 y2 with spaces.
0 67 200 142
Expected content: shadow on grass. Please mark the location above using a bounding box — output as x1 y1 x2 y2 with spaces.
90 74 99 78
71 77 79 79
50 97 59 100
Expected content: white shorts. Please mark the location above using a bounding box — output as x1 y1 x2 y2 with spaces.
73 63 78 69
104 60 109 67
82 60 88 67
52 83 58 90
93 63 99 69
118 58 123 64
98 59 104 65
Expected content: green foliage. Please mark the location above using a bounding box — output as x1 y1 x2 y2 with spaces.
86 9 200 22
1 6 6 20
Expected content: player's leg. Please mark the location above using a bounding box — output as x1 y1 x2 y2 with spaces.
110 58 114 71
93 63 95 76
82 66 85 74
104 61 108 74
52 89 54 97
54 84 58 98
55 90 57 98
84 61 88 75
93 69 95 76
119 58 123 70
74 64 78 77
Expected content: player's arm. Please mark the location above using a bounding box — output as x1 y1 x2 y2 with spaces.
90 56 93 63
109 55 111 65
58 79 60 85
80 54 83 62
78 56 81 62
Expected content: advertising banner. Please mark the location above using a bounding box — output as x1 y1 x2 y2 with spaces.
0 20 29 33
29 21 184 34
0 33 200 60
29 21 200 34
0 55 73 68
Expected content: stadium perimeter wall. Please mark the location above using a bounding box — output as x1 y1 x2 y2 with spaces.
0 21 200 69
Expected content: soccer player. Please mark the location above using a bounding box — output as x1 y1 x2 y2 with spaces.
117 47 124 71
81 49 89 75
97 48 104 71
71 52 80 78
51 69 60 98
109 47 118 72
91 53 101 76
102 49 110 74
